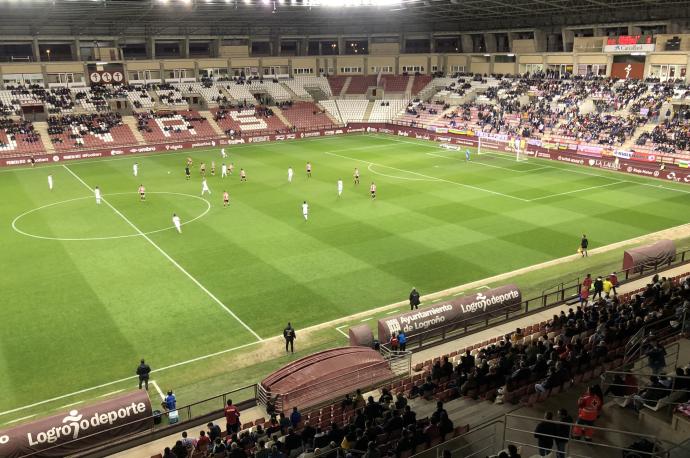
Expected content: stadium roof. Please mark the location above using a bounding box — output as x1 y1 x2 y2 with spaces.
0 0 687 37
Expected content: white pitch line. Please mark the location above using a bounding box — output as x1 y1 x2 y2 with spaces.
529 180 625 201
426 152 545 174
385 309 401 315
334 327 349 338
59 400 83 409
98 389 125 398
452 291 465 296
151 380 166 401
325 151 529 202
476 286 491 290
3 414 36 425
360 317 373 322
62 164 263 342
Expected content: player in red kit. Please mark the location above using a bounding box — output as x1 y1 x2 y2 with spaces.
370 182 376 199
223 191 229 207
138 184 146 201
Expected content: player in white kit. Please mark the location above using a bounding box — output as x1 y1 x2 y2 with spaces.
133 162 138 177
302 201 309 221
94 186 102 204
47 174 53 190
221 148 227 158
172 213 182 233
288 167 293 183
201 178 211 196
337 179 343 197
221 163 228 178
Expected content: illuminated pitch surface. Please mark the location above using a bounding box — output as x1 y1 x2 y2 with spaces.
1 133 688 419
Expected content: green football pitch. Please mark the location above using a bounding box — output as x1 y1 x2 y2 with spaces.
1 133 689 423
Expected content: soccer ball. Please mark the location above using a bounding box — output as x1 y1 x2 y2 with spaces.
168 171 171 174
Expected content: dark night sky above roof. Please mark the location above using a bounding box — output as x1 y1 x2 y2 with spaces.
0 0 687 37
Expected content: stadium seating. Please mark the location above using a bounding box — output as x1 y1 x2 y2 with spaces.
124 85 156 110
327 76 348 96
48 113 138 151
368 100 409 122
380 75 409 93
280 102 337 129
283 76 333 98
212 107 288 135
155 85 189 109
173 82 227 106
0 119 43 156
345 76 377 94
135 111 217 142
319 100 369 123
411 75 433 95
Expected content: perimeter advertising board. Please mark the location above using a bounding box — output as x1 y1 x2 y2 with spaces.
377 285 522 343
0 390 153 457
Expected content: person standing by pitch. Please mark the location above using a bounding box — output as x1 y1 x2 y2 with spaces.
409 287 421 310
284 322 296 353
137 359 151 390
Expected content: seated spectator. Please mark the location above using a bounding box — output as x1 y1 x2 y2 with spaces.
196 430 211 454
290 406 302 428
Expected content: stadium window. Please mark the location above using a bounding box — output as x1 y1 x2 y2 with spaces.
3 72 44 86
293 68 314 75
371 66 393 74
401 65 424 74
449 65 466 74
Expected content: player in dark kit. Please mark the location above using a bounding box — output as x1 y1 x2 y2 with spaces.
185 166 191 180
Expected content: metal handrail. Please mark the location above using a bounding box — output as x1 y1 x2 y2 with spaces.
381 258 690 353
19 383 257 457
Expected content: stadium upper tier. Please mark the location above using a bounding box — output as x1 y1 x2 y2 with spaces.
1 74 690 160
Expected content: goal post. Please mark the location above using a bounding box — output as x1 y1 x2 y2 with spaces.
477 136 529 162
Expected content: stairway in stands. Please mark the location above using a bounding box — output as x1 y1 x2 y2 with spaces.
362 101 375 122
122 116 147 144
340 77 352 97
32 121 56 153
271 106 293 128
199 110 226 136
318 103 343 126
405 76 415 97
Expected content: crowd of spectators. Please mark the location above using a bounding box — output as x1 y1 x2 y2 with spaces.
134 110 206 134
409 273 688 407
47 113 124 144
162 390 439 458
0 118 41 146
636 106 690 154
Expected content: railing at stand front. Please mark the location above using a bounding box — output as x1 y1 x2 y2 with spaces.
23 383 258 458
381 253 690 353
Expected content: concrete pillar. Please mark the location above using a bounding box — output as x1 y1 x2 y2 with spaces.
147 37 156 59
181 37 190 58
32 37 41 62
338 36 345 55
605 54 613 77
429 33 435 53
194 60 200 80
562 29 574 53
686 55 690 83
489 55 495 75
483 33 497 53
301 37 309 56
318 41 323 56
394 55 400 75
533 30 547 53
72 39 81 61
427 55 432 75
460 34 473 53
363 56 368 75
400 33 405 53
212 38 221 58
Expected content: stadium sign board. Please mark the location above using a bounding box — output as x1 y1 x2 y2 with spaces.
0 390 153 457
377 285 522 343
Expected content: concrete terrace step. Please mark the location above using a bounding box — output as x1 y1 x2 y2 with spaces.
199 110 226 136
122 115 146 144
340 77 352 97
271 106 293 128
363 101 375 122
31 121 56 153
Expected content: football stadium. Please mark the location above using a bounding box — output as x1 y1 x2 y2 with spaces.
2 1 690 457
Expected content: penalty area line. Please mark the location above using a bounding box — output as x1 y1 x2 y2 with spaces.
61 164 263 343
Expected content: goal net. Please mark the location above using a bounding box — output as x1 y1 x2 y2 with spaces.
477 136 529 162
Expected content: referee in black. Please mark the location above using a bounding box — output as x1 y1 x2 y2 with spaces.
136 359 151 390
283 322 296 353
409 287 421 310
580 234 589 257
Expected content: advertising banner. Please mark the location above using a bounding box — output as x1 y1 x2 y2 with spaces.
0 391 153 458
377 285 521 343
